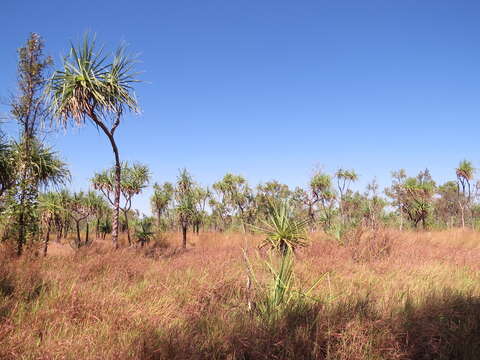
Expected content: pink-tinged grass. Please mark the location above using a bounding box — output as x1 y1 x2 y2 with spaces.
0 229 479 359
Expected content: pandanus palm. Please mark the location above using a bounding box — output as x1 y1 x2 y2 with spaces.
48 34 140 248
456 160 475 229
254 199 309 255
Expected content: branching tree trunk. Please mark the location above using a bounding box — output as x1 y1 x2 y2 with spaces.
49 35 141 250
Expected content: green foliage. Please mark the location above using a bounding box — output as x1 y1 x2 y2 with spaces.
98 218 112 238
64 191 104 248
175 169 196 226
402 170 436 228
435 181 460 227
254 200 309 254
0 138 14 201
92 162 150 204
310 172 333 197
48 33 142 247
244 211 320 326
213 173 255 231
135 216 155 246
4 33 69 255
256 249 296 324
456 160 474 182
151 182 174 227
386 169 436 229
92 162 150 243
10 139 70 190
49 33 139 124
3 138 69 252
255 248 323 325
255 180 291 221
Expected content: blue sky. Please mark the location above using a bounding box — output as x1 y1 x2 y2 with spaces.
2 1 480 214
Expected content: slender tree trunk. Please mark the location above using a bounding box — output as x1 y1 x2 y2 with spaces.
182 224 187 249
17 210 25 256
399 208 403 231
123 210 131 245
75 220 81 248
56 224 62 243
85 222 89 245
460 202 465 229
112 151 121 248
157 211 162 228
16 135 30 256
95 218 100 239
89 113 121 249
43 220 51 257
309 202 318 232
339 196 344 226
17 153 29 256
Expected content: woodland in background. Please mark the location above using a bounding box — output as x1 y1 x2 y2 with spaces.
2 33 480 360
1 34 480 256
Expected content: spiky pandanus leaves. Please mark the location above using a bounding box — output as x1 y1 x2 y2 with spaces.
243 246 322 326
254 199 309 254
48 33 141 248
456 160 474 182
3 139 70 251
11 139 71 190
48 35 139 125
135 216 155 246
455 160 475 229
92 162 149 202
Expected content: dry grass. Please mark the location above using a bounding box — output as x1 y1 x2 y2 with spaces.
1 229 480 359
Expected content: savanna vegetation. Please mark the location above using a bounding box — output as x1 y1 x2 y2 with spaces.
1 33 480 359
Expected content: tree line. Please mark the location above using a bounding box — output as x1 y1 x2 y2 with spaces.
150 164 480 245
0 33 479 256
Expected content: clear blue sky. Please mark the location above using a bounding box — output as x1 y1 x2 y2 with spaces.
2 1 480 214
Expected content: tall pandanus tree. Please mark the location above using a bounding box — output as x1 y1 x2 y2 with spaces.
175 169 196 248
402 170 436 229
310 172 336 230
48 34 140 248
456 160 475 229
335 168 358 225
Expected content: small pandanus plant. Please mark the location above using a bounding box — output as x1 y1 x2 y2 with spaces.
244 200 322 325
253 199 310 255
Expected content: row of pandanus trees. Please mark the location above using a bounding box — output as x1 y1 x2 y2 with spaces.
39 190 111 254
39 161 151 255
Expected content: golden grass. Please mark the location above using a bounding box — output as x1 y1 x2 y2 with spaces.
1 229 480 359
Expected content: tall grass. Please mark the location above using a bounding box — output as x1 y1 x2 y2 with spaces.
0 229 480 359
